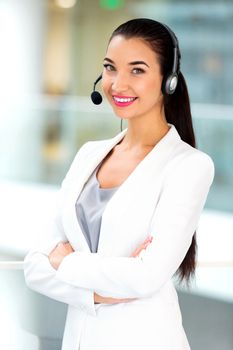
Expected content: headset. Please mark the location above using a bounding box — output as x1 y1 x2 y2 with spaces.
90 20 181 105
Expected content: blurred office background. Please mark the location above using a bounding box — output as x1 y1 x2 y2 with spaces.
0 0 232 349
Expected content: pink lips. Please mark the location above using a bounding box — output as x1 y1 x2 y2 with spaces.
112 95 137 107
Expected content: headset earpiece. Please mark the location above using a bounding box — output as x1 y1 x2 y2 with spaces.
162 72 178 95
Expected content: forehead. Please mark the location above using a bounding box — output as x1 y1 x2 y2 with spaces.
106 35 159 65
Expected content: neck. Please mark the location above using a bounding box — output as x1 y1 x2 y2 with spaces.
120 113 170 150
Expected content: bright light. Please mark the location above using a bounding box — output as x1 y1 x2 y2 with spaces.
55 0 77 9
0 3 29 106
100 0 124 10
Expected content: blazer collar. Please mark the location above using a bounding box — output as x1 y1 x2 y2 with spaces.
63 124 181 252
80 123 180 187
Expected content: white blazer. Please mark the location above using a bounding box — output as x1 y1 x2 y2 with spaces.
24 124 214 350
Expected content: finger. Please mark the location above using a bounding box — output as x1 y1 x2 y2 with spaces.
58 243 66 250
138 241 151 251
131 236 154 257
64 243 75 253
131 241 152 257
55 244 68 255
144 235 153 244
64 243 74 249
49 242 64 255
131 247 142 257
131 247 145 257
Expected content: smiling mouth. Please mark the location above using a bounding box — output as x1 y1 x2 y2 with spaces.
112 96 138 107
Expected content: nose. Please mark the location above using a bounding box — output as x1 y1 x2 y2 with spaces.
111 72 129 93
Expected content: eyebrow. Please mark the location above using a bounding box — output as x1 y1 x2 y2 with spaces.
103 57 149 68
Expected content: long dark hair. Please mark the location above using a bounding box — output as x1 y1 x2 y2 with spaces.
110 18 197 283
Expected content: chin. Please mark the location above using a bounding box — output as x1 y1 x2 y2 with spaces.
111 107 133 119
114 113 132 121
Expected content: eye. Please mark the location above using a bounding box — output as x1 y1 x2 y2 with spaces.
103 63 115 71
132 67 145 74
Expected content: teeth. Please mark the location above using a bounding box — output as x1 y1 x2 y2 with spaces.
113 97 136 103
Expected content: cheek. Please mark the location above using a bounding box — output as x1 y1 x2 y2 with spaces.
153 77 163 98
101 74 111 96
138 78 162 101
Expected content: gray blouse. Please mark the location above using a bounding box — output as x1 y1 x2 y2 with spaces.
75 164 118 252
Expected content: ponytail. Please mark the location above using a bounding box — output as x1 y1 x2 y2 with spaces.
165 72 197 283
165 72 196 147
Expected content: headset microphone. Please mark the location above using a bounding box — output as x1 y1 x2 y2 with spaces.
91 74 103 105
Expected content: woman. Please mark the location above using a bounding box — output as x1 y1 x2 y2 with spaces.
24 18 214 350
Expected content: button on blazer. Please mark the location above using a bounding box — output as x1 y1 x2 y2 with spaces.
24 124 214 350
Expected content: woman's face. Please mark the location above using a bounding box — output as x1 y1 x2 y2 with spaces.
102 35 164 121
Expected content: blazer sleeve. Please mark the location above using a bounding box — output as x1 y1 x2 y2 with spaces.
55 152 215 299
24 142 96 316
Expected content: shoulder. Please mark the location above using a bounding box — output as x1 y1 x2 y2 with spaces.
177 139 213 166
166 138 215 187
72 136 115 161
61 133 122 185
166 124 214 175
78 138 111 155
71 129 127 161
180 140 214 173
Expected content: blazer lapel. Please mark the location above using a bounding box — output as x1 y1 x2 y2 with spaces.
98 124 181 255
62 129 128 252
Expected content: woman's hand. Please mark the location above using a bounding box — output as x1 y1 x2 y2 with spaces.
131 235 153 258
49 242 74 270
94 293 134 304
94 235 153 304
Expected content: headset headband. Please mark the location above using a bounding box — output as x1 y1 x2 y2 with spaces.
159 22 180 74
